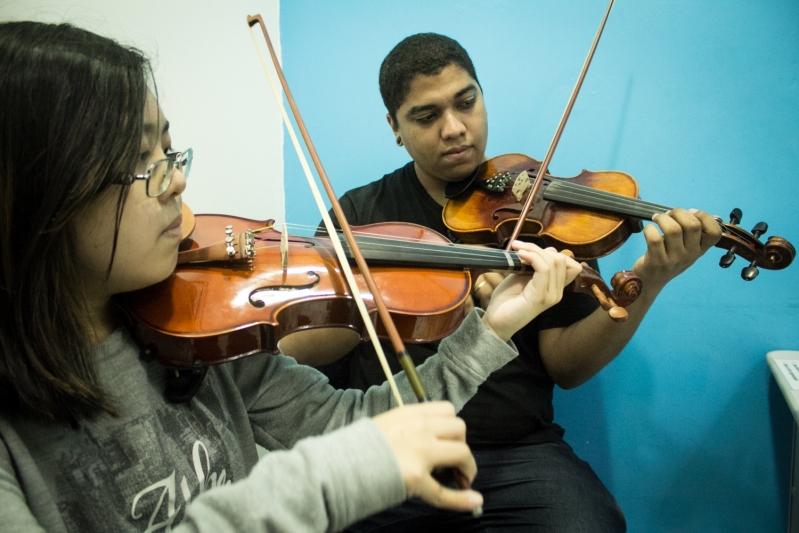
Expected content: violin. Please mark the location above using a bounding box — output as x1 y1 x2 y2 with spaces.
442 153 795 280
124 207 643 370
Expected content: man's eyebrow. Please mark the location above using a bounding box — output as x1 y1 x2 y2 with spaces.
454 85 478 100
405 84 478 116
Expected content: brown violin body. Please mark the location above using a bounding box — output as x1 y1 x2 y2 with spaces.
124 210 646 369
444 154 643 259
124 214 472 369
443 153 795 274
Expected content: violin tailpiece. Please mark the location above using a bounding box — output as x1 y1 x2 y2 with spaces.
177 226 255 264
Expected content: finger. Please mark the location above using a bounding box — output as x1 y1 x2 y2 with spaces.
426 415 468 442
689 208 723 250
515 246 554 298
406 401 457 417
471 275 492 301
510 240 545 255
483 272 507 289
563 255 583 284
427 438 476 471
475 273 507 308
544 247 568 294
643 218 668 263
652 211 686 257
463 294 475 315
668 207 703 252
422 441 478 500
416 475 484 512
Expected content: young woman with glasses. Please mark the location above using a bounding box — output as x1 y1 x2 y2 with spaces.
0 21 581 533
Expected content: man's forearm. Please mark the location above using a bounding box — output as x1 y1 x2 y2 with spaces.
540 283 664 389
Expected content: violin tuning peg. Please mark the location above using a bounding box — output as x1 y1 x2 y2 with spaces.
741 260 759 281
729 208 742 225
719 249 736 268
608 306 628 322
751 222 768 239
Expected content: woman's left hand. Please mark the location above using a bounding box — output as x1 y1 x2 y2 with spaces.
481 241 582 342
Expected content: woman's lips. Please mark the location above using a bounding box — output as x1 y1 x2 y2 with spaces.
162 214 183 238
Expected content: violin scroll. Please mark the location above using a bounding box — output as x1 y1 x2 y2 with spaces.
570 263 642 323
715 208 795 281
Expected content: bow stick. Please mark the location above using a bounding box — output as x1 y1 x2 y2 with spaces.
246 16 409 406
247 15 482 507
505 0 615 248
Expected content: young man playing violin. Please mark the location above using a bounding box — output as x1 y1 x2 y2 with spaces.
314 33 723 532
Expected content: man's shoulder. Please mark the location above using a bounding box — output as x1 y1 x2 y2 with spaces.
339 162 417 224
342 162 413 201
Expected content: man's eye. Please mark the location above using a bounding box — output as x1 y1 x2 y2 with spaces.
416 113 437 124
458 98 476 110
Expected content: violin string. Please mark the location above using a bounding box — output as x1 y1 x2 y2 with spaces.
277 223 518 260
276 237 522 267
543 180 671 219
257 225 531 270
280 223 503 257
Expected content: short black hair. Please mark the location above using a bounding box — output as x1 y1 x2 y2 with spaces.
379 33 480 123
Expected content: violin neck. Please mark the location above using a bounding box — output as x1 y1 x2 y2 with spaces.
337 235 532 272
543 179 671 220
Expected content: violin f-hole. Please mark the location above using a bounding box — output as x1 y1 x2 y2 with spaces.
249 272 321 308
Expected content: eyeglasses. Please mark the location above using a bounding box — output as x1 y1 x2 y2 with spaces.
121 148 193 197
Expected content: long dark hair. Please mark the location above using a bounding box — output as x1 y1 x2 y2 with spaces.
0 22 152 423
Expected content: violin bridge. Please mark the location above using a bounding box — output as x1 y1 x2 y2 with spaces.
512 170 532 201
281 222 289 270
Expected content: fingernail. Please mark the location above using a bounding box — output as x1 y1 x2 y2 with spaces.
469 491 484 508
689 208 698 214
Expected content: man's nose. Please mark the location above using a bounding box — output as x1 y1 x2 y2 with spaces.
441 110 467 139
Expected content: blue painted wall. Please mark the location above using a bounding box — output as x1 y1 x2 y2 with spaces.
280 1 799 531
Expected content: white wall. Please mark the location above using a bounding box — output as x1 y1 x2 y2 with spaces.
0 0 284 222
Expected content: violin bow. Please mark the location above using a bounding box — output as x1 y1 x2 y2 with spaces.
247 17 483 505
505 0 615 248
246 15 434 407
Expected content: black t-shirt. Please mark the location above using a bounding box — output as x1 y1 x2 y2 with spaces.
320 161 599 448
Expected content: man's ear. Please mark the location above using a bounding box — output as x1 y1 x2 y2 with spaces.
386 113 399 135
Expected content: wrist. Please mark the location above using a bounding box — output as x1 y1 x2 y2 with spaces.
481 312 509 342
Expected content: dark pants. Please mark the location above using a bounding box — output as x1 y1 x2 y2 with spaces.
346 440 626 533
